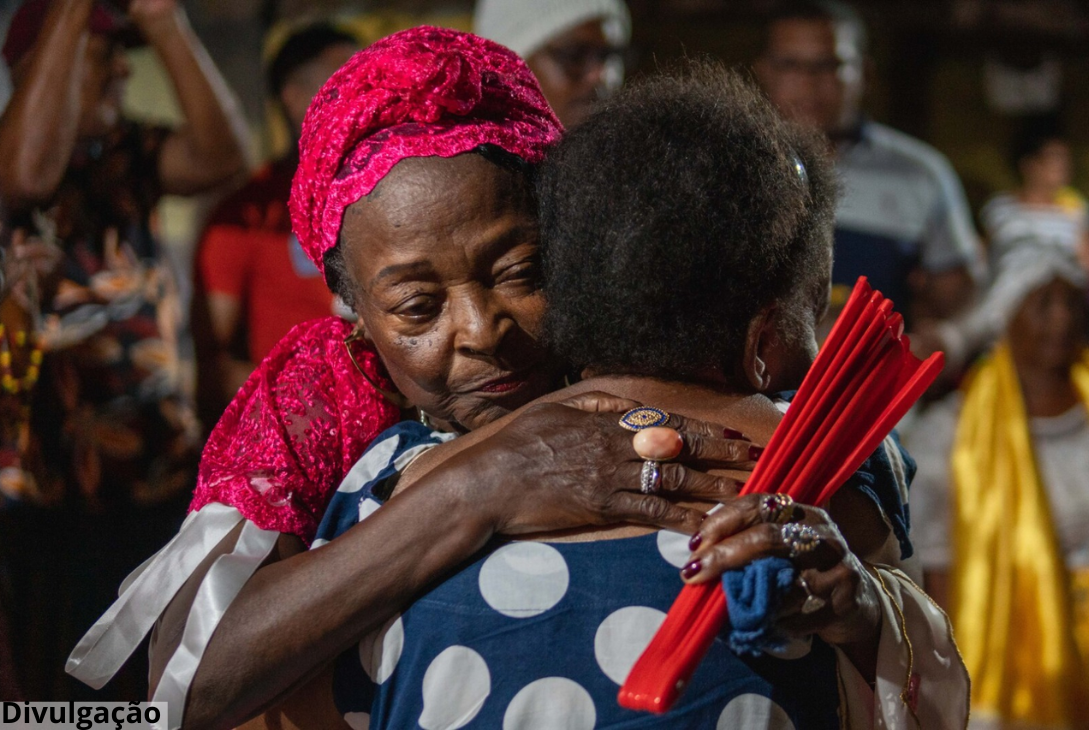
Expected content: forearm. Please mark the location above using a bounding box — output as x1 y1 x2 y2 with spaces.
0 0 91 206
181 466 495 729
145 9 247 190
849 566 969 727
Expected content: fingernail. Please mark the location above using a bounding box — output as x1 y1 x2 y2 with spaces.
681 560 702 580
748 445 764 461
699 512 709 523
723 428 748 440
688 532 702 550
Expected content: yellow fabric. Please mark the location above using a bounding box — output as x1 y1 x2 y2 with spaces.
1071 570 1089 668
1055 187 1087 217
950 344 1089 726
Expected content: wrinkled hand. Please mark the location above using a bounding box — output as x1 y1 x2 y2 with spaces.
683 494 881 647
463 392 758 537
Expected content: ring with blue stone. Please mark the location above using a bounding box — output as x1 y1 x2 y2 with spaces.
618 406 672 432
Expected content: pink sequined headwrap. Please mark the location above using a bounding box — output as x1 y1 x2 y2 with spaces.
290 26 564 277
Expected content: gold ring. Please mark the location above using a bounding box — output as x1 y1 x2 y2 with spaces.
619 406 672 432
759 494 795 524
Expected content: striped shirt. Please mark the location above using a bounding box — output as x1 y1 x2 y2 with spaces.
832 121 982 312
981 190 1088 264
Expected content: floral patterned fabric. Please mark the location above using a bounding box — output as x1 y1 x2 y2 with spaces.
1 121 198 508
0 120 201 701
189 316 402 543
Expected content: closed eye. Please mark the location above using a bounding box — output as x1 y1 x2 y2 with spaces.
392 294 442 321
495 260 540 288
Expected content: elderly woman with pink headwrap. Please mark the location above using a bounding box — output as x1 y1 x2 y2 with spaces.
64 28 754 729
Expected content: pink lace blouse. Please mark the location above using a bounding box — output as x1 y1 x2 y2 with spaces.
189 316 402 543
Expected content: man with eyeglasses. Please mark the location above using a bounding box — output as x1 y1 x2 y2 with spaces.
755 1 984 351
474 0 630 128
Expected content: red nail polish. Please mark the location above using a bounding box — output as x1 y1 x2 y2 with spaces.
699 512 709 523
681 560 702 579
689 533 702 550
748 445 764 460
723 428 748 440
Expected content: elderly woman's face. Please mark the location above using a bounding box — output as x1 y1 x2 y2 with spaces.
1008 277 1087 373
340 154 564 432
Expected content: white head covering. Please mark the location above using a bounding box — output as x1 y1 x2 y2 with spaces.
473 0 631 59
936 239 1086 367
983 241 1087 334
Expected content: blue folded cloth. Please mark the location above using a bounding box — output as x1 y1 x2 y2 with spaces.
721 556 796 655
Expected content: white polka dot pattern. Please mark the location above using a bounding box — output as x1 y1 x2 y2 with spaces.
358 615 404 684
593 606 667 685
478 542 570 618
502 677 596 730
344 711 370 730
716 693 795 729
656 529 692 568
358 497 381 522
338 436 399 493
419 646 491 730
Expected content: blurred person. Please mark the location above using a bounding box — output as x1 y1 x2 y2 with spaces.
0 0 247 699
907 244 1089 728
474 0 629 127
754 0 983 340
927 127 1089 373
192 23 357 425
982 122 1089 269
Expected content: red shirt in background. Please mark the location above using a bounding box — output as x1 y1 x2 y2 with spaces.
197 156 334 364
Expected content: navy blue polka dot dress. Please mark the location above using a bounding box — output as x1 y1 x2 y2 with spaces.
313 423 856 729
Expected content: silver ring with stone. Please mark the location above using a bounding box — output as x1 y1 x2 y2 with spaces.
798 573 827 615
781 523 821 559
640 460 662 495
759 494 795 524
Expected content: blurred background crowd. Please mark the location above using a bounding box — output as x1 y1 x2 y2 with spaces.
0 0 1087 722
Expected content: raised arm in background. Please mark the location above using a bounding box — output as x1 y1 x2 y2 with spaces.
129 0 247 194
0 0 247 209
0 0 93 207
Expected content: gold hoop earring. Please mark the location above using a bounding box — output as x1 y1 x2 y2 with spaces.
343 327 412 410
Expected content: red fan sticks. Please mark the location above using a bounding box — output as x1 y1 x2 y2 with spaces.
618 277 944 714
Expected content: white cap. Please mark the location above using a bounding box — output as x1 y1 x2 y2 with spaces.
935 240 1086 369
984 242 1087 333
473 0 631 59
